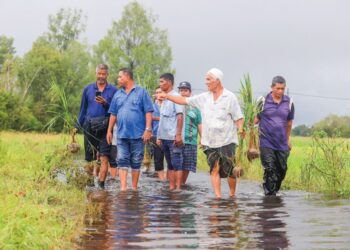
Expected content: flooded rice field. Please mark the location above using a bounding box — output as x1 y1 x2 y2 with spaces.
79 171 350 249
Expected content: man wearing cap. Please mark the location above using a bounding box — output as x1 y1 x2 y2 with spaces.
156 73 184 191
156 68 244 198
255 76 295 196
178 81 202 184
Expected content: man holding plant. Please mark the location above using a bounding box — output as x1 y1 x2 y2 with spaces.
156 68 244 198
255 76 295 196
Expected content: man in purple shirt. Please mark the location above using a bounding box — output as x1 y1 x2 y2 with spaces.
255 76 295 196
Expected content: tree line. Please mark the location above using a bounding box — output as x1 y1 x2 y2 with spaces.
292 115 350 138
0 1 172 132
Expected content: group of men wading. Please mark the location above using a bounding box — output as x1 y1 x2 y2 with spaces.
75 64 294 198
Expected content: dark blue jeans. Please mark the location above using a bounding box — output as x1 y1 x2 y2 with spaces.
161 140 183 171
117 138 144 170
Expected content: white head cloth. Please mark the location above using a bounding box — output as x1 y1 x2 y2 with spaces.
207 68 223 82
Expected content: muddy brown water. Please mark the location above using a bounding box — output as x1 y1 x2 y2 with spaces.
79 171 350 249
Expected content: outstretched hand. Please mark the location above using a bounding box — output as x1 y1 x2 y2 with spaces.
153 92 167 101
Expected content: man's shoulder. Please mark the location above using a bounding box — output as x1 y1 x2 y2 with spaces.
222 88 239 102
106 83 118 91
84 83 96 90
134 85 150 95
169 89 180 96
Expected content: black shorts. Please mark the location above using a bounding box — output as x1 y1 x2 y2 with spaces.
109 145 118 168
203 143 236 178
83 120 111 162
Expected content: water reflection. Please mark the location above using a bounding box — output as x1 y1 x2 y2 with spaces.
79 172 350 249
254 196 289 250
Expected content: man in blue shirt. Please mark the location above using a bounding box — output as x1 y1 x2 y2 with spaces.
156 73 184 191
107 68 153 191
76 64 117 189
256 76 295 196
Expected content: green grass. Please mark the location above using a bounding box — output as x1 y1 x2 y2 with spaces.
1 132 349 249
198 136 350 198
0 131 87 249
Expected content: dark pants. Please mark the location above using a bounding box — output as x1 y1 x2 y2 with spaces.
83 120 110 162
161 140 183 171
260 147 290 195
151 138 164 171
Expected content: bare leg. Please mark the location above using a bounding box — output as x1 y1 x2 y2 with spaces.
99 156 109 182
182 170 190 185
131 170 140 190
168 170 176 190
228 177 237 197
119 169 128 191
157 170 166 181
211 161 221 198
109 167 118 179
94 163 100 177
175 170 183 190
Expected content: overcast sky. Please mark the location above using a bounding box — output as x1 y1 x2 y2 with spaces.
1 0 349 125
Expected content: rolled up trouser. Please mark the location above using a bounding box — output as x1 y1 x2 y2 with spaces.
260 147 290 195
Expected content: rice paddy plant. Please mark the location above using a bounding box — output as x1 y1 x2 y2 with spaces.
45 79 77 132
237 74 262 171
302 131 350 197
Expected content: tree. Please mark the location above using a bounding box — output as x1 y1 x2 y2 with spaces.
0 35 16 91
292 124 312 137
312 115 350 138
0 35 15 70
44 8 86 52
94 1 173 91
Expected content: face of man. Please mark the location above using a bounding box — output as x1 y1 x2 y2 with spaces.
179 88 191 97
155 88 163 100
205 73 220 92
271 83 286 98
96 69 108 85
159 78 172 92
117 71 128 88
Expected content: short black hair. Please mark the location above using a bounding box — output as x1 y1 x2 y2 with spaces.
119 68 133 80
271 75 286 87
160 73 174 85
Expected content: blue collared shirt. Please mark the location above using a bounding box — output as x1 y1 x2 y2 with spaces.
108 84 154 139
77 82 117 127
157 90 184 140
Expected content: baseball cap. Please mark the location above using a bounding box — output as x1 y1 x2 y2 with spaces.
178 81 191 90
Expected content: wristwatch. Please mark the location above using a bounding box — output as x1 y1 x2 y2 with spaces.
145 127 152 132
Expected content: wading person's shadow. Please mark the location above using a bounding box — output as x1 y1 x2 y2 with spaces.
255 196 289 250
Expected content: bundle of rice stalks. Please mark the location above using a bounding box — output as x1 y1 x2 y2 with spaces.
67 129 80 154
142 143 152 171
237 74 262 166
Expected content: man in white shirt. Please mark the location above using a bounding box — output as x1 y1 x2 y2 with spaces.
156 68 244 198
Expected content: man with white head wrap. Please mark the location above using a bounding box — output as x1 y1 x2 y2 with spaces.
156 68 244 198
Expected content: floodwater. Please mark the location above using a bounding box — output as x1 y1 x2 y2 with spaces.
79 171 350 249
